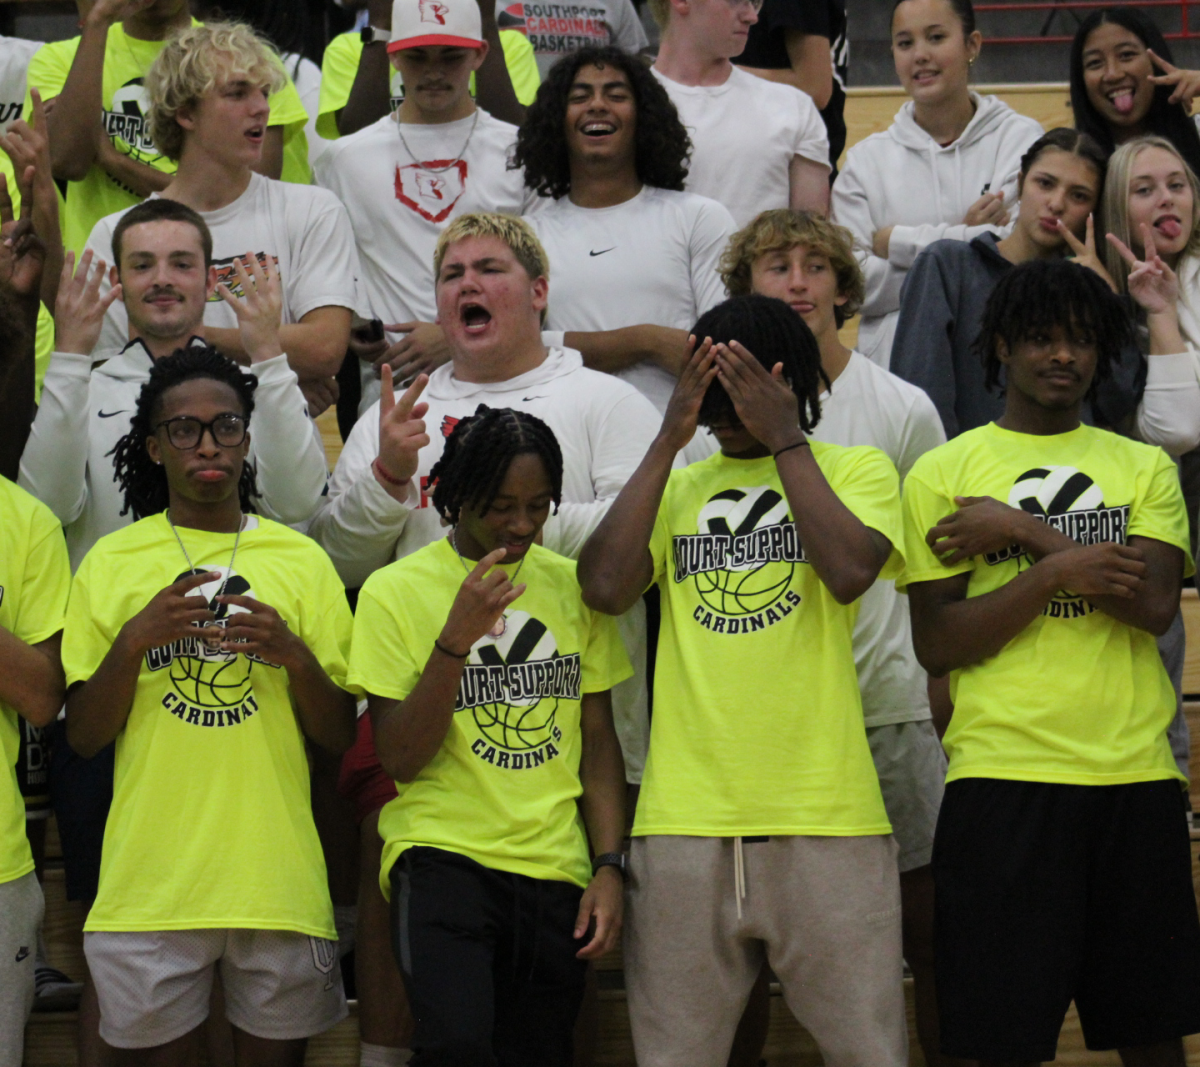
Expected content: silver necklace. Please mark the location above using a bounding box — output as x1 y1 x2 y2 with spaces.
452 526 523 638
395 108 479 175
167 510 246 608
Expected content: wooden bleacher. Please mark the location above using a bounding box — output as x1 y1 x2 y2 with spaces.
24 82 1200 1065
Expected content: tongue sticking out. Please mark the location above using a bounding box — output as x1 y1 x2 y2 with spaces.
1112 90 1135 115
1158 217 1183 239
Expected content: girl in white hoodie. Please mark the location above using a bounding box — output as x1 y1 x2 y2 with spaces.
831 0 1042 367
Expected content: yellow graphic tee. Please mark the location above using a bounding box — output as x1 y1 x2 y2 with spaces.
316 30 540 140
25 24 310 256
63 515 352 937
634 442 904 838
0 478 70 885
348 538 631 897
900 422 1193 786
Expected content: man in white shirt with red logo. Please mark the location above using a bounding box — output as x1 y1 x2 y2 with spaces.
315 0 532 415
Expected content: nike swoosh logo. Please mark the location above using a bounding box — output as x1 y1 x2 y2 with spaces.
522 396 547 402
15 947 29 963
97 409 129 419
589 248 615 257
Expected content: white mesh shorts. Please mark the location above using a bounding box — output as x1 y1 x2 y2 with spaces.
84 928 347 1049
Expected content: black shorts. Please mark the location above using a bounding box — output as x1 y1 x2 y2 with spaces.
933 777 1200 1061
48 721 113 901
17 717 52 819
389 846 588 1066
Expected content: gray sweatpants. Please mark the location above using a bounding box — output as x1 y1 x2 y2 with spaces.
625 834 907 1067
0 871 43 1067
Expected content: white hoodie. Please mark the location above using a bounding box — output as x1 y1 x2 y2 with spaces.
310 345 661 585
832 91 1043 367
19 339 330 571
309 346 662 780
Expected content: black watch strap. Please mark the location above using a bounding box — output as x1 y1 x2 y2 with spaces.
361 25 389 45
592 851 628 881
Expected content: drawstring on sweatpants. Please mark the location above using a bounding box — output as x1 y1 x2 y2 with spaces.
733 837 747 920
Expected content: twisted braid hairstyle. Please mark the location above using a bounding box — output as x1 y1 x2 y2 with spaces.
513 46 691 200
975 259 1132 395
430 405 564 526
111 345 259 520
695 295 829 434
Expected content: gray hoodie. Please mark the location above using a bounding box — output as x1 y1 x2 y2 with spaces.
891 234 1200 454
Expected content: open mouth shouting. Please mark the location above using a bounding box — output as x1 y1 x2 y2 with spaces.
244 124 264 146
461 303 493 335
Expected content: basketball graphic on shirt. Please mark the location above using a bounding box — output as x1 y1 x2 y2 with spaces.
209 252 274 303
692 487 795 616
167 567 255 708
394 160 468 223
467 611 560 751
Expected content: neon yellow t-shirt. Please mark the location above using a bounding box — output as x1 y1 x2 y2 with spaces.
633 442 904 838
348 538 631 897
899 421 1193 787
0 477 69 885
63 514 352 936
0 150 57 400
315 30 540 141
25 25 310 257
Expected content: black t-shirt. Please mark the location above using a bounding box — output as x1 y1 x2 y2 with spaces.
734 0 847 169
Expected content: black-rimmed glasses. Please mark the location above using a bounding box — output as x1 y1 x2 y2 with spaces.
154 414 248 450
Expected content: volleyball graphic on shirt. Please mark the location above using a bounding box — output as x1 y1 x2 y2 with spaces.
103 78 159 159
1009 466 1105 518
455 611 582 761
394 160 468 223
987 467 1131 615
676 487 802 618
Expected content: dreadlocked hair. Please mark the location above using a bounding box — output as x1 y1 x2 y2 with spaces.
430 405 564 525
695 295 828 433
975 259 1132 395
513 46 690 199
111 345 259 520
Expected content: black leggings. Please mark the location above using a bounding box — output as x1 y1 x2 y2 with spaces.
390 846 588 1067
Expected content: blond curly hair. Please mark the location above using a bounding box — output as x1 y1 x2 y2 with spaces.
720 209 864 327
145 21 285 162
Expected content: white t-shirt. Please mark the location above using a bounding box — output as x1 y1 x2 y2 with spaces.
0 36 39 133
496 0 648 78
87 173 361 354
808 351 945 726
314 110 531 411
652 65 828 227
527 185 736 412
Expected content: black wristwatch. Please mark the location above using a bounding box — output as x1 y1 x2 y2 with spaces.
361 25 389 45
592 852 628 881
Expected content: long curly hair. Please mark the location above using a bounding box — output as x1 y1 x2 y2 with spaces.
513 46 691 200
111 345 259 520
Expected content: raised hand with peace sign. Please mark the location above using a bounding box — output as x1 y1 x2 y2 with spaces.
1147 49 1200 109
1056 214 1118 293
374 366 431 501
1108 222 1187 355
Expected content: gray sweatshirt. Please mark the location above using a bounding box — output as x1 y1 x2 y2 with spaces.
889 234 1200 453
